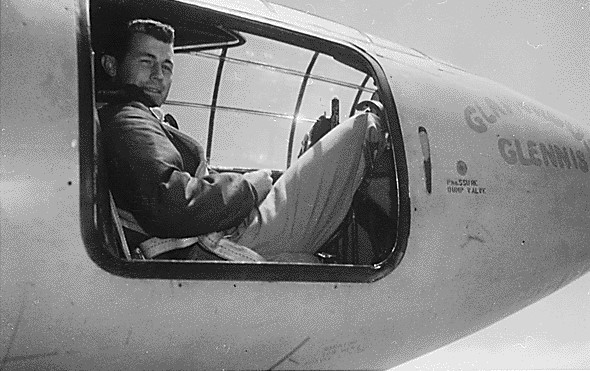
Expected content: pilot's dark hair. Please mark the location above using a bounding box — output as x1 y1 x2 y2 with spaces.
107 19 175 60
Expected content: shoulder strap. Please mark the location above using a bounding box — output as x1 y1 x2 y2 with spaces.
109 192 132 260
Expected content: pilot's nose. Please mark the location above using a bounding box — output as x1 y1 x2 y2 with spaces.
151 64 164 80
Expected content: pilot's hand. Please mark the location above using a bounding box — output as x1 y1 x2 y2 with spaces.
244 169 273 204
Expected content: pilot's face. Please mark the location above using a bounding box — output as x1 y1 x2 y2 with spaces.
117 32 174 106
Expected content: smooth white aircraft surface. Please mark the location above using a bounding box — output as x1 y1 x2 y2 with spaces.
1 0 589 369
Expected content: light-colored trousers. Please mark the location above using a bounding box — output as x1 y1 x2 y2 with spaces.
236 113 378 261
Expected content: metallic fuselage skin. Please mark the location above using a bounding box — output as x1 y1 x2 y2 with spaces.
1 0 588 369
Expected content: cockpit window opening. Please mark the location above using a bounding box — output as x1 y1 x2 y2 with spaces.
81 0 408 282
167 37 377 170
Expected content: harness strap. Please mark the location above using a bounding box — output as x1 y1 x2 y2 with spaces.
117 208 265 262
197 232 266 262
109 193 132 260
141 236 202 259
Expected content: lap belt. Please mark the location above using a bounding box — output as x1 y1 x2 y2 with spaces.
117 208 266 262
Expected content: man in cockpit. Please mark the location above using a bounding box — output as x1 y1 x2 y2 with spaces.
99 19 382 262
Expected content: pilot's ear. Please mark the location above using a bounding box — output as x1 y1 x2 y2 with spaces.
101 55 118 78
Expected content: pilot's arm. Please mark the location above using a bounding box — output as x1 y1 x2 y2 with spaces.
100 101 267 238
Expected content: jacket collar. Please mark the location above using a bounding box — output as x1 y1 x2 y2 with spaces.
98 84 159 108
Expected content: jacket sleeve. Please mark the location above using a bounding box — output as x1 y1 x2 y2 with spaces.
101 103 257 238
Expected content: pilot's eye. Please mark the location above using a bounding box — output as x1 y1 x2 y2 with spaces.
163 64 173 73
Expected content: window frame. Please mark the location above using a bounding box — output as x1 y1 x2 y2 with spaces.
78 0 409 282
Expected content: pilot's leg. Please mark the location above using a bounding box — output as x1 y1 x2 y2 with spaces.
235 113 376 260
